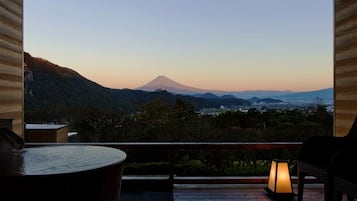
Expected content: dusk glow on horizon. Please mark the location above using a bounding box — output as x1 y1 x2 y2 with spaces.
24 0 333 92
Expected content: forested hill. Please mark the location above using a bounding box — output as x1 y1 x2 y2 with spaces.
24 52 250 122
24 52 121 114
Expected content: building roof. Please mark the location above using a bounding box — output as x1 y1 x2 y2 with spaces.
25 124 67 130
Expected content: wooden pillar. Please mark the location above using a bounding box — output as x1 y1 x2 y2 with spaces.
0 0 23 137
334 0 357 136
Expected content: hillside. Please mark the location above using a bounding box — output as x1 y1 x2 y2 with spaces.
24 52 120 112
24 52 250 121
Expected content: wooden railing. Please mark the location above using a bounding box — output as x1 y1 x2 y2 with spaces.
25 142 315 189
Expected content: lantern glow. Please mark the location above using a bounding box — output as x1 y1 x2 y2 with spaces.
265 159 295 199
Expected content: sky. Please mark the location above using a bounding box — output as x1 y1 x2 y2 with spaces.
24 0 333 92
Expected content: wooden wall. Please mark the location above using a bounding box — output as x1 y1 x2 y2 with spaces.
0 0 23 137
334 0 357 136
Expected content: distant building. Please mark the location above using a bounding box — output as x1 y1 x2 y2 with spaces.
25 124 68 143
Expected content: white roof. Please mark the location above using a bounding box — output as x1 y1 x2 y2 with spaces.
25 124 67 130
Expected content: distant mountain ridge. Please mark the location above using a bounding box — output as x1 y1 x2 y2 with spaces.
23 52 251 120
138 75 333 104
271 88 333 104
23 51 332 123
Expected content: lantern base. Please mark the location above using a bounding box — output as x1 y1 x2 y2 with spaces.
264 187 296 200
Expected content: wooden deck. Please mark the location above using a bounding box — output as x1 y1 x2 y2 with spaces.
172 184 349 201
120 183 352 201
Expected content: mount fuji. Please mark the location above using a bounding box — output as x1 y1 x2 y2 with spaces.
136 75 220 95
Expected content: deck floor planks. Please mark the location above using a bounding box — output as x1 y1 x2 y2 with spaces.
172 184 344 201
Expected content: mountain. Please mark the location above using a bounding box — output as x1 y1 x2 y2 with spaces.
271 88 333 104
136 75 250 106
24 52 120 112
137 75 224 95
226 90 293 99
137 76 295 98
107 89 227 111
193 93 220 99
138 75 332 104
247 97 283 104
23 51 332 123
24 52 250 121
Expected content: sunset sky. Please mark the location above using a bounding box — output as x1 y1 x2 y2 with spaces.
24 0 333 92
